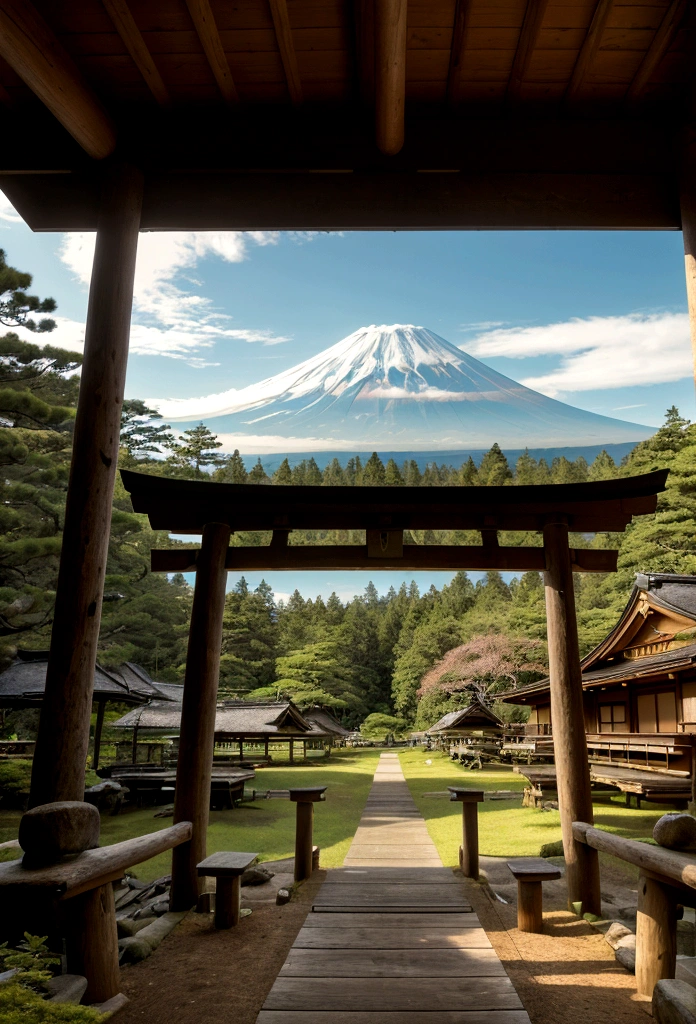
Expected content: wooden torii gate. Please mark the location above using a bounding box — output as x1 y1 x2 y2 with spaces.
115 468 666 912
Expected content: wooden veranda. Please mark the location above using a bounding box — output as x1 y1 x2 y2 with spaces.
1 0 696 990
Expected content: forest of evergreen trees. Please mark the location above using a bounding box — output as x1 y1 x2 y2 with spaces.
2 249 696 734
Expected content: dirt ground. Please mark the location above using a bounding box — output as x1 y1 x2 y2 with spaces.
117 854 653 1024
117 861 324 1024
465 855 652 1024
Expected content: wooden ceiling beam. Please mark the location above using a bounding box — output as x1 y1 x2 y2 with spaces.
184 0 238 105
0 0 116 159
354 0 375 105
625 0 686 106
447 0 473 106
507 0 551 108
268 0 302 105
101 0 171 108
375 0 407 155
565 0 614 106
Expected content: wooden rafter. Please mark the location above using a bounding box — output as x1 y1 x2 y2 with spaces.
375 0 407 155
268 0 302 105
184 0 238 104
565 0 615 105
507 0 551 107
102 0 171 108
0 0 116 159
447 0 473 106
625 0 686 105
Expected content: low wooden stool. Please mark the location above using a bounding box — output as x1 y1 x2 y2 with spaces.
196 852 258 928
507 857 561 933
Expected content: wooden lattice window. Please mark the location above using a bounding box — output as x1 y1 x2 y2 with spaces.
598 703 629 733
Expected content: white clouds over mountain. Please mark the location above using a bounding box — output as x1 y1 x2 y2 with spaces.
466 312 691 395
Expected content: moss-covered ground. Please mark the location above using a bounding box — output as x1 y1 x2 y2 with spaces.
398 748 673 865
0 749 380 880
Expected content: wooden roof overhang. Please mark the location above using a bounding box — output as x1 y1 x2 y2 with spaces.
121 467 668 573
0 1 693 231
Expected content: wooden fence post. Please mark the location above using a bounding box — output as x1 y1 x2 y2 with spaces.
170 521 230 910
543 519 601 916
289 787 326 882
636 874 677 998
448 788 484 879
29 162 143 807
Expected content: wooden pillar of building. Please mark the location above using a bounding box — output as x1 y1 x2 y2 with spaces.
29 163 143 808
170 522 231 911
289 739 294 764
238 737 243 762
635 874 678 998
682 164 696 386
543 519 602 916
92 700 106 772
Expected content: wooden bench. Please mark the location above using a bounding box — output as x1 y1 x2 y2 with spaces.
507 857 561 932
196 851 258 928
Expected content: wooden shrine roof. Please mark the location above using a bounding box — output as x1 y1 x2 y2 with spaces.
0 1 693 230
122 467 668 533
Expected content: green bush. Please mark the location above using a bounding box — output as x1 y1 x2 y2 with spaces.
0 983 105 1023
0 760 32 794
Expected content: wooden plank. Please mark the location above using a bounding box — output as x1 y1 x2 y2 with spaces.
313 905 473 914
625 0 685 104
507 0 551 105
300 912 481 928
329 868 456 881
375 0 407 155
573 822 696 889
258 1013 532 1024
101 0 171 105
565 0 615 102
184 0 238 102
262 977 524 1011
151 544 619 574
279 947 505 977
268 0 302 103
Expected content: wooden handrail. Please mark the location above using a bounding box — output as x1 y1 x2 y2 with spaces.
572 821 696 889
0 821 192 899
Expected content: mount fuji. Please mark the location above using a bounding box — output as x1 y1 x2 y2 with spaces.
158 325 654 451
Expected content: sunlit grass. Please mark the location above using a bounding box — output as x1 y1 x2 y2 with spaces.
0 749 381 880
398 748 673 863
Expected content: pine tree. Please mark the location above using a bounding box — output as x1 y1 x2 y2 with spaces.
120 399 175 460
248 458 270 483
477 443 512 485
588 449 616 480
167 423 225 474
385 458 404 485
402 459 422 486
215 449 249 483
363 452 386 485
322 458 346 486
272 457 293 485
304 457 323 485
514 450 537 485
0 250 56 333
458 457 478 485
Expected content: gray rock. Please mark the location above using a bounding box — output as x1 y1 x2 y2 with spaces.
615 946 636 973
19 801 100 867
117 916 156 938
679 920 696 958
654 979 696 1024
119 912 187 963
276 888 291 905
0 969 19 985
241 867 274 887
654 814 696 851
118 936 151 963
616 933 636 952
44 975 88 1004
604 921 633 949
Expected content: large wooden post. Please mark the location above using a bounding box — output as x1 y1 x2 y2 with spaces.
543 519 601 916
635 874 677 998
92 700 106 772
29 163 143 807
170 521 231 910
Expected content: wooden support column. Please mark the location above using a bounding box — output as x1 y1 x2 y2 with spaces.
448 788 484 879
29 163 143 808
64 882 120 1003
289 787 326 882
636 874 677 997
92 700 106 772
170 521 231 911
375 0 407 155
543 519 601 916
682 167 696 385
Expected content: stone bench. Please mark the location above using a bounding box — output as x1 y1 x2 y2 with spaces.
196 851 258 928
507 857 561 933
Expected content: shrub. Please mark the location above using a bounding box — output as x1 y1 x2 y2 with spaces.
0 983 106 1023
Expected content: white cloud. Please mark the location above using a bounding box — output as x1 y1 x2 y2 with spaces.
466 312 692 396
57 230 289 365
0 193 21 224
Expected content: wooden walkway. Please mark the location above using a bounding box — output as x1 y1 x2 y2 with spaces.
258 753 530 1024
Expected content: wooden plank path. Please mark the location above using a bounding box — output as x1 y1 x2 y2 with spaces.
258 753 530 1024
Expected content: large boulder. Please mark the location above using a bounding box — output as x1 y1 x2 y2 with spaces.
653 814 696 851
19 801 100 867
653 980 696 1024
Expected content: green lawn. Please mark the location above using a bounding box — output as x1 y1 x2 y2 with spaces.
398 748 673 864
0 749 380 880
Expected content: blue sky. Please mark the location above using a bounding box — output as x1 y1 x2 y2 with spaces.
2 191 694 600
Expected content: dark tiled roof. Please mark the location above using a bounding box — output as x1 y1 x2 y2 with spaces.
0 653 168 705
112 699 330 737
427 700 504 733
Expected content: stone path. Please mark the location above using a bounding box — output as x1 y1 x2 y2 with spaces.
258 752 531 1023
